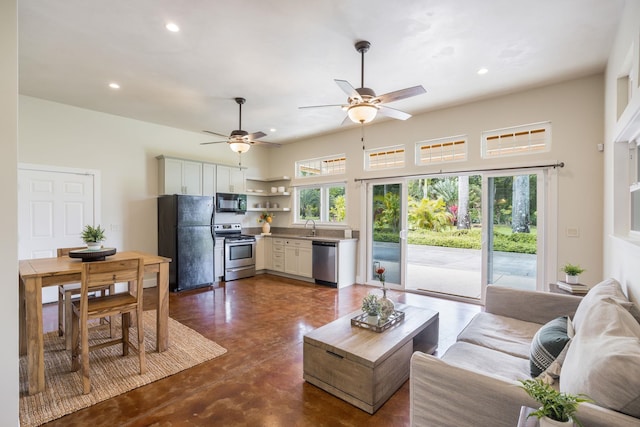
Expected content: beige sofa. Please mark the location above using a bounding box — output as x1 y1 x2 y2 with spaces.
410 281 640 427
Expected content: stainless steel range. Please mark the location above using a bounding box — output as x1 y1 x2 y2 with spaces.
214 223 256 281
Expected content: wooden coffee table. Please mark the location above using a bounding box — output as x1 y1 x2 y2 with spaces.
303 303 439 414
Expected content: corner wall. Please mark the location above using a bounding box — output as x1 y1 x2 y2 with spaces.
267 75 606 286
1 0 19 424
604 0 640 303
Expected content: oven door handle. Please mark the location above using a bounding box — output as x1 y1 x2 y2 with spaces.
226 266 254 273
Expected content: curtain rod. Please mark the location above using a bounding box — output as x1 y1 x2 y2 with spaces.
353 161 564 182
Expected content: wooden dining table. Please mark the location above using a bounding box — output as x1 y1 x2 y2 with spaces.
19 250 171 395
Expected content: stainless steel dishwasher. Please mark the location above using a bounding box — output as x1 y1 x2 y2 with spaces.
312 241 337 287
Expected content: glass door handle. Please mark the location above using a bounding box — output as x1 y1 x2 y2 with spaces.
399 229 407 240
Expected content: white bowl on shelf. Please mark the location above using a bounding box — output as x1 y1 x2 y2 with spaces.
255 189 264 193
271 187 277 193
277 186 285 192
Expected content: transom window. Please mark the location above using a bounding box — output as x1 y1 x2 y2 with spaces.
295 154 346 177
416 136 467 165
365 145 405 170
482 122 551 158
295 183 346 224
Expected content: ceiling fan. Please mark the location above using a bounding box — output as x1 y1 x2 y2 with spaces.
299 40 426 124
201 97 280 153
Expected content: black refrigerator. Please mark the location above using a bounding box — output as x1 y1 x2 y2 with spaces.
158 195 215 292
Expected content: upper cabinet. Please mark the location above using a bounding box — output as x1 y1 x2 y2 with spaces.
217 165 246 194
158 156 203 196
202 163 216 196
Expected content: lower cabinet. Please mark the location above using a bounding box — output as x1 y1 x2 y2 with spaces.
272 238 285 272
214 237 225 282
284 238 312 278
255 236 265 271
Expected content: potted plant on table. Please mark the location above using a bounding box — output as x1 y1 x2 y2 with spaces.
519 378 591 427
561 263 585 284
81 224 106 250
361 294 381 325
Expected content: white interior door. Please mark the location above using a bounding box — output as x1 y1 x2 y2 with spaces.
18 165 97 303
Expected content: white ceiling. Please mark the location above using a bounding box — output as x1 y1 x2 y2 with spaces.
18 0 625 145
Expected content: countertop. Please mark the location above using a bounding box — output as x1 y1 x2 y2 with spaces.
253 233 357 243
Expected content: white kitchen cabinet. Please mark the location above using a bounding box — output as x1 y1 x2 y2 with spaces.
158 156 203 195
217 165 245 194
263 237 273 270
255 235 265 271
284 238 312 278
272 238 285 272
215 237 225 282
202 163 216 196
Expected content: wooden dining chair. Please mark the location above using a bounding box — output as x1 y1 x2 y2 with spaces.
70 257 146 394
57 247 114 350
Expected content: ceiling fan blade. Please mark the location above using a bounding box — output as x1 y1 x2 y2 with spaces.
202 130 229 138
377 105 412 120
299 104 345 109
252 140 282 148
247 131 267 141
200 140 228 145
334 79 361 100
377 85 426 104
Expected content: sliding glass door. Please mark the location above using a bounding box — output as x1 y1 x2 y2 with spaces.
369 182 404 287
365 168 553 301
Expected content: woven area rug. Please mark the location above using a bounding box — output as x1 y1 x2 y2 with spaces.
19 310 227 426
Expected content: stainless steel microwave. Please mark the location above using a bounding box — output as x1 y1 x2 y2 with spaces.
216 193 247 213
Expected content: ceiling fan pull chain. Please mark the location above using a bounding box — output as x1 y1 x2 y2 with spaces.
361 123 365 150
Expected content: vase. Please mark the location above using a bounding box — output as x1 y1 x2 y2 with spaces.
262 222 271 234
379 287 395 322
566 274 579 284
366 314 379 325
539 416 573 427
86 241 102 251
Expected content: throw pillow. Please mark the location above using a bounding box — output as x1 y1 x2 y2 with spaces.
560 297 640 418
571 278 636 331
530 316 571 378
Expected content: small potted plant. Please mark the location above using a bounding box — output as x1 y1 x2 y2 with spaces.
81 224 106 250
561 263 585 284
361 294 381 325
519 378 591 427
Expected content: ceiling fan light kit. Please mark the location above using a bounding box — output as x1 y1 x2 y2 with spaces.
299 40 426 125
229 141 250 153
348 103 377 124
201 97 280 163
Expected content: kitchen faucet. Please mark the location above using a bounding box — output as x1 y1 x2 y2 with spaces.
305 219 316 237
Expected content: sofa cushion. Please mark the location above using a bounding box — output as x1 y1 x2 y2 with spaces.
441 341 531 382
530 316 571 377
457 312 541 359
560 297 640 418
572 278 637 331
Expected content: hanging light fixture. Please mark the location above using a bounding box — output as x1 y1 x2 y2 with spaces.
347 103 378 124
229 141 251 153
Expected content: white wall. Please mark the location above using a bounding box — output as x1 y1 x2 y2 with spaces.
266 75 606 285
604 0 640 304
1 0 19 424
18 96 270 252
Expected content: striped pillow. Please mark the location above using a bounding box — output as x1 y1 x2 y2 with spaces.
530 316 571 377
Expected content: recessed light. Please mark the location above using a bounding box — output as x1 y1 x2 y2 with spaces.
477 67 489 75
270 128 277 132
165 22 180 32
108 82 120 89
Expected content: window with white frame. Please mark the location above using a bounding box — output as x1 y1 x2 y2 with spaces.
295 154 346 177
365 145 405 170
482 122 551 158
416 136 467 165
295 183 346 224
